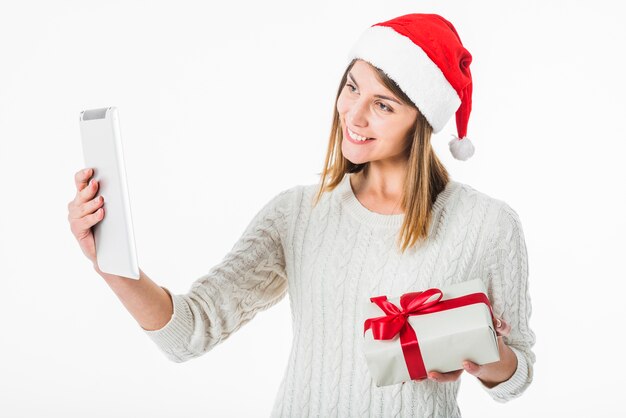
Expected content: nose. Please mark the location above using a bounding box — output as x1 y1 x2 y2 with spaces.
347 97 369 128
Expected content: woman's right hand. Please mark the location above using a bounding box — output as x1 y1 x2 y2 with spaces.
67 167 105 266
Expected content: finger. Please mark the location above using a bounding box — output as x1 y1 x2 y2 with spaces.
68 181 101 218
428 369 463 383
462 361 482 377
77 177 99 204
495 317 511 337
74 168 93 191
70 206 104 235
70 195 104 220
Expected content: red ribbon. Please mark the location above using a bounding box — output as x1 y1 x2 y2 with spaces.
363 288 496 381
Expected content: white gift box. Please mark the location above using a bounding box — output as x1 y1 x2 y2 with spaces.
363 279 500 387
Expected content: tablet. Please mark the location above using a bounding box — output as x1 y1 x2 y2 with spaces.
79 107 140 279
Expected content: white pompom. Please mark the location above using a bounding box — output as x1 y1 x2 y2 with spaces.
448 134 475 161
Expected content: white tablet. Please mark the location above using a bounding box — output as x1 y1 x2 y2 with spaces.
79 107 140 279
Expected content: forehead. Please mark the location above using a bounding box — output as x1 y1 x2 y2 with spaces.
349 60 394 92
349 60 405 105
350 60 380 79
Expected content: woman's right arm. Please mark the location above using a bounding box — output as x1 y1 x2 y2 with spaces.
141 185 296 363
69 167 298 363
96 265 174 332
67 167 173 331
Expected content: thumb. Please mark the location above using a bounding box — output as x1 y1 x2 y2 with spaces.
462 360 483 377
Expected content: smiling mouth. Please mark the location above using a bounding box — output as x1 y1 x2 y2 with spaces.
345 126 375 142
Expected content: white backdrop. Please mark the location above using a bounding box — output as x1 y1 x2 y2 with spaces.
1 1 625 417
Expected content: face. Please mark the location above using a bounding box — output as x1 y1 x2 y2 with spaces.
337 59 419 166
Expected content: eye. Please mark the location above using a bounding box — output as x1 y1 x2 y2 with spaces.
346 83 357 93
377 102 392 113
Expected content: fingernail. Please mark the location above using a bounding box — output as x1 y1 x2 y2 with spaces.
463 362 470 369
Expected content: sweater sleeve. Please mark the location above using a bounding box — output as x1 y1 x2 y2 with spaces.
141 186 297 363
480 202 536 402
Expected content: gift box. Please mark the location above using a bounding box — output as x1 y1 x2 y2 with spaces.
362 279 500 387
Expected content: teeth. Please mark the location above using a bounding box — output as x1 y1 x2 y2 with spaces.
348 128 370 141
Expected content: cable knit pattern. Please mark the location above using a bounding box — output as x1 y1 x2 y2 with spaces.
143 174 536 417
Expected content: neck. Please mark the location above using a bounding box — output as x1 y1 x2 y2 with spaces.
355 161 407 201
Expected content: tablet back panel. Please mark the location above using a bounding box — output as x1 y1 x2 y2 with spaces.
79 107 140 279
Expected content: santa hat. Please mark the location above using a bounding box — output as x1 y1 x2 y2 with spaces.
348 13 475 161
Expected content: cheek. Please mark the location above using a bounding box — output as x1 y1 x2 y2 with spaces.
377 123 411 147
386 117 413 139
336 95 349 116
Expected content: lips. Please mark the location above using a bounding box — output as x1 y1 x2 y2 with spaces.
344 125 375 144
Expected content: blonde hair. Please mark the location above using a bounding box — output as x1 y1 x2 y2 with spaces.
313 58 450 254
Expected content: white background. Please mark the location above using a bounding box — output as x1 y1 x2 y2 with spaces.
1 0 624 417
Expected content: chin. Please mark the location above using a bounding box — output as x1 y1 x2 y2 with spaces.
344 154 371 166
341 144 369 165
346 158 369 166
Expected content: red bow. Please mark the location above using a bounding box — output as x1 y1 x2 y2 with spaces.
364 288 495 381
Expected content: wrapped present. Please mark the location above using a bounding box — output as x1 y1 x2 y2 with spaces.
363 279 500 387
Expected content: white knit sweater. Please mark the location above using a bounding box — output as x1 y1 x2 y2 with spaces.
143 174 536 418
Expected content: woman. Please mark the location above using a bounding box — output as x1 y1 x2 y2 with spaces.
67 13 535 417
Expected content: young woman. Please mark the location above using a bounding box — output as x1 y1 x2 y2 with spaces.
68 13 535 417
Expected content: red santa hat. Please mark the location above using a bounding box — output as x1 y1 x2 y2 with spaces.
348 13 475 161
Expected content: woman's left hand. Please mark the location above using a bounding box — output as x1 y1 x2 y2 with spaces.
425 317 518 388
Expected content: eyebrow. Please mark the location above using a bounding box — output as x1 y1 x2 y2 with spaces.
348 72 403 105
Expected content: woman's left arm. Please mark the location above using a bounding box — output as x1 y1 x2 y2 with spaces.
473 202 537 402
428 203 536 399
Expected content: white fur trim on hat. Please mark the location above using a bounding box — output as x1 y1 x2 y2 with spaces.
348 25 461 133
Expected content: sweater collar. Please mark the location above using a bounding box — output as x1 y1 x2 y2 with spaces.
338 173 460 229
